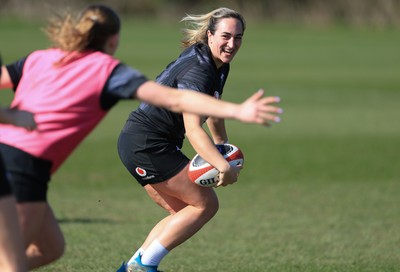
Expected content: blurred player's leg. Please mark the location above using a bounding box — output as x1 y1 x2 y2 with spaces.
17 202 65 269
0 196 27 272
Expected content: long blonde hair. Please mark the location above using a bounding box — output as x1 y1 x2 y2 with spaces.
180 7 246 48
44 4 120 53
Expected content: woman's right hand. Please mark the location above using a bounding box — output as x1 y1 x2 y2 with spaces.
216 164 242 187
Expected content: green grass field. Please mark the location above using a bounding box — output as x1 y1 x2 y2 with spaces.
1 18 400 271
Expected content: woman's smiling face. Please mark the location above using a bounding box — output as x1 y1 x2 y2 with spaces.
207 17 244 69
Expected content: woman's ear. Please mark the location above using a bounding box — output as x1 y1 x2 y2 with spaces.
207 30 213 44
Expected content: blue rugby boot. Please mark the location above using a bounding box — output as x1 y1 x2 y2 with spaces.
126 254 160 272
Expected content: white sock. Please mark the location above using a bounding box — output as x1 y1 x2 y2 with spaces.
127 248 144 264
141 239 169 266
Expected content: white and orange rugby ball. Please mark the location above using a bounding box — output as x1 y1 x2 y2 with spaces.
188 143 244 187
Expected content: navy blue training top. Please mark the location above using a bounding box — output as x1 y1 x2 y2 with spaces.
125 43 230 148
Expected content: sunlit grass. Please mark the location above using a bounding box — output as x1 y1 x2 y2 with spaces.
1 19 399 271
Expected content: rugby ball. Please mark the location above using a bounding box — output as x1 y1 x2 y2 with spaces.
188 143 244 187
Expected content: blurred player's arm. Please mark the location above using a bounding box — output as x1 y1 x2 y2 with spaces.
135 81 282 125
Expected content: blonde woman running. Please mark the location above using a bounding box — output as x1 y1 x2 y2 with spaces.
116 7 282 272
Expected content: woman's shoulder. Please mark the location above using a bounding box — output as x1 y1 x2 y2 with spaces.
193 43 213 62
179 43 211 64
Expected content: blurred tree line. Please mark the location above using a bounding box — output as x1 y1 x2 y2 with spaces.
0 0 399 27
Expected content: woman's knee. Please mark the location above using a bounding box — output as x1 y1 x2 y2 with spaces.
200 192 219 219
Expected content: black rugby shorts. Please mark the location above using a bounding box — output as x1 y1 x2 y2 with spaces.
118 132 189 186
0 144 52 202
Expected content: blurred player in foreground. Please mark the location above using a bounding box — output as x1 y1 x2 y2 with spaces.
116 7 282 272
0 4 281 270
